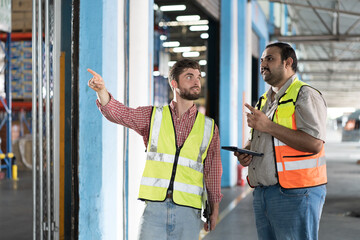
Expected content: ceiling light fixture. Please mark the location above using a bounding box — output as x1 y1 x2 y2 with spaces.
200 33 209 39
168 61 176 67
199 60 207 65
189 25 209 31
162 41 180 47
159 20 209 27
176 15 200 22
160 5 186 12
182 52 200 58
173 47 191 53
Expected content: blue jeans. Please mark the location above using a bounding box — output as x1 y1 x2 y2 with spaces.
253 184 326 240
138 198 203 240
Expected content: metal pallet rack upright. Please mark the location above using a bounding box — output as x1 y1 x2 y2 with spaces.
0 31 13 178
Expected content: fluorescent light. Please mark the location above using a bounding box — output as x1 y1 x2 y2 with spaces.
201 72 206 77
189 25 209 31
159 20 209 27
199 60 207 65
176 15 200 22
160 5 186 12
200 33 209 39
182 52 200 58
173 47 191 53
168 61 176 67
162 41 180 47
160 35 167 41
153 71 160 76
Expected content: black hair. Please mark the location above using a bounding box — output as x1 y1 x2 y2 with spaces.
266 42 297 72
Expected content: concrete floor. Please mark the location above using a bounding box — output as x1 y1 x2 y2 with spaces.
0 170 32 240
1 142 360 240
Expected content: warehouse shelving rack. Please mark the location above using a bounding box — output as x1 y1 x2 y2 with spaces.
0 32 33 178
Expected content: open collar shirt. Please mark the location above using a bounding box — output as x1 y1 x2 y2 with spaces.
97 94 223 203
248 75 327 187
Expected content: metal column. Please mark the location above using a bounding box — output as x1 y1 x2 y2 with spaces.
32 0 60 239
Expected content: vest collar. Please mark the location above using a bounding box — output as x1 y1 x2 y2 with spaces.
170 100 198 119
266 74 298 102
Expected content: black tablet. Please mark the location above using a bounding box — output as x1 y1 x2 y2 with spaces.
221 146 264 157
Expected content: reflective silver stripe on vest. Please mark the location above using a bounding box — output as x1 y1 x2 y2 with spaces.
178 156 203 173
197 116 213 163
147 152 203 173
277 156 326 172
173 181 203 196
149 107 163 152
141 176 170 188
274 138 286 147
147 152 174 164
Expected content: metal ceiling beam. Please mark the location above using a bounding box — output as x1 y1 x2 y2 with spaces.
299 58 360 63
306 0 332 34
300 71 360 75
275 34 360 43
268 0 360 17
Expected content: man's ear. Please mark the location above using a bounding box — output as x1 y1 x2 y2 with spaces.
285 57 293 69
171 80 177 89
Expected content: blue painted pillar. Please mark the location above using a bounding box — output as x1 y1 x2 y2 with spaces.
268 2 275 35
220 0 248 187
237 0 247 148
219 0 234 187
283 5 288 35
79 1 103 239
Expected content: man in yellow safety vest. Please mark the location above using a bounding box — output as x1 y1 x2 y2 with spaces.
88 59 222 240
235 42 327 240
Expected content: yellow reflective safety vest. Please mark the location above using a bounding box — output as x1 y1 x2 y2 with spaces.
138 105 215 209
254 78 327 189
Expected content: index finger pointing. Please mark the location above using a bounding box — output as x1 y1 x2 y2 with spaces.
87 68 100 77
244 103 255 112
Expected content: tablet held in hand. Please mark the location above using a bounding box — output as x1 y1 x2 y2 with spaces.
221 146 264 157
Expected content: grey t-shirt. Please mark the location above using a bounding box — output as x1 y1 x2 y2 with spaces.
248 75 327 187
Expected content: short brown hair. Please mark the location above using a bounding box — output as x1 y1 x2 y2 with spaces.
168 59 201 90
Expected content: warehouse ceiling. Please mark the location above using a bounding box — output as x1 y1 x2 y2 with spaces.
269 0 360 109
155 0 360 109
154 0 216 62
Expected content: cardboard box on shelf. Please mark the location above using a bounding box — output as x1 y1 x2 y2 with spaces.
23 71 32 82
12 0 32 11
22 59 32 71
11 11 32 32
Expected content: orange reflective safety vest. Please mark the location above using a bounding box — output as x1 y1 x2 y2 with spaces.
255 78 327 189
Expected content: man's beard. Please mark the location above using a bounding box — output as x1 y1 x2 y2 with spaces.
178 87 200 100
262 66 285 87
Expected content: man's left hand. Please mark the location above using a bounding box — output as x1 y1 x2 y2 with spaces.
204 203 219 232
245 103 272 133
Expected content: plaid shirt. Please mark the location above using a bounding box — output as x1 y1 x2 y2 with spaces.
97 94 223 203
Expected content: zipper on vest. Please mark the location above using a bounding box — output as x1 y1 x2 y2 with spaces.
283 153 317 158
167 147 182 193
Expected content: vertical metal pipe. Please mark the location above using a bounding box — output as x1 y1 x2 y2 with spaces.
6 33 12 178
37 0 44 238
32 0 38 238
53 0 61 238
123 0 130 239
45 0 51 239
